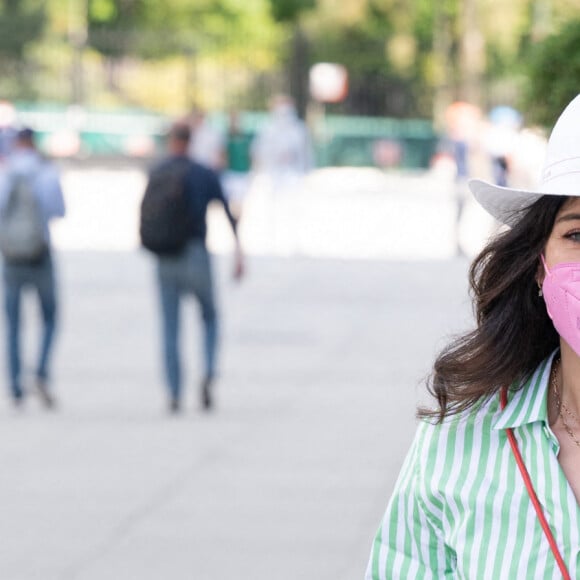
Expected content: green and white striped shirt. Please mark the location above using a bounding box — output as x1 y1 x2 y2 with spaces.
366 352 580 579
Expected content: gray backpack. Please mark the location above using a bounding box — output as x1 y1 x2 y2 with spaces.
0 171 46 263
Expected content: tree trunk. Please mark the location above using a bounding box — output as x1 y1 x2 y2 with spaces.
289 25 309 119
432 1 453 130
459 0 484 107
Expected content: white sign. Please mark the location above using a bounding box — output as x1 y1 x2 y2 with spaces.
309 63 348 103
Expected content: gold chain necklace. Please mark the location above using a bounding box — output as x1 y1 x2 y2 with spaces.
552 358 580 448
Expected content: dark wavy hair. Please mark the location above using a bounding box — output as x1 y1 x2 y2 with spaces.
420 195 567 422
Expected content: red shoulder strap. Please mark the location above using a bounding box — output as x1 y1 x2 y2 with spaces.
500 387 571 580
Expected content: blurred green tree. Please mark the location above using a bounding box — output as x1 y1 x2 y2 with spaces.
524 18 580 126
8 0 580 118
85 0 281 105
0 0 46 98
300 0 435 116
264 0 315 116
87 0 275 58
267 0 315 22
0 0 46 58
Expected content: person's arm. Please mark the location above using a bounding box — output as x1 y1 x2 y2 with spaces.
300 125 315 173
210 170 244 280
365 422 455 579
38 164 65 219
0 170 9 213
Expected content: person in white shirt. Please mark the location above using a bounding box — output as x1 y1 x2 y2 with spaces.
249 95 314 254
187 109 226 172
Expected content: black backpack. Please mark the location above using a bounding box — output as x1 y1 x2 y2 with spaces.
139 158 193 255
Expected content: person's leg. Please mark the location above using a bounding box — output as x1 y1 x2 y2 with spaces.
201 304 218 379
198 300 217 411
191 248 218 377
158 271 182 410
190 246 218 409
35 260 56 378
3 268 23 403
35 259 57 408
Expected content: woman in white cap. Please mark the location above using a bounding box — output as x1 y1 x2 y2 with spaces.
366 95 580 580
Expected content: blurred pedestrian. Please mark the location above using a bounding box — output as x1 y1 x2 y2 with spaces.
366 95 580 579
187 108 226 173
444 101 482 257
251 94 313 184
250 94 313 254
0 128 65 408
140 122 244 414
222 110 252 220
483 106 523 187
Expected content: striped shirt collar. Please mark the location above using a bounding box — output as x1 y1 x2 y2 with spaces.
493 350 558 430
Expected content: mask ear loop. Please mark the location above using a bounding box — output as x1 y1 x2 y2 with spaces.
540 254 550 275
538 255 550 297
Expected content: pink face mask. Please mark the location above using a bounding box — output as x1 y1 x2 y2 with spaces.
542 255 580 356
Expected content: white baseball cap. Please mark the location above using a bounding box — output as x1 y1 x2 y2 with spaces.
469 94 580 226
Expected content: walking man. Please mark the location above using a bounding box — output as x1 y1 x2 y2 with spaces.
141 122 243 414
0 128 66 408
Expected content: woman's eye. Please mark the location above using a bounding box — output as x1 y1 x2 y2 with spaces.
565 231 580 241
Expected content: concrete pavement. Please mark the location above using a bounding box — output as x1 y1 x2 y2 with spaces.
0 251 472 580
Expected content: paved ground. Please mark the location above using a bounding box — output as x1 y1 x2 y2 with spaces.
0 165 478 580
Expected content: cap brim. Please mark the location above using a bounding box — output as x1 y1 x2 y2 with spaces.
468 179 544 226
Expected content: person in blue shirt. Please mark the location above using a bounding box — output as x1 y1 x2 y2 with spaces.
0 128 66 408
150 122 244 414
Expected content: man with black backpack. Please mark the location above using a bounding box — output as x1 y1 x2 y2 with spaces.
141 122 244 414
0 128 65 408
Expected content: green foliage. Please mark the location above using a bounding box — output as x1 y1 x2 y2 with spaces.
267 0 315 23
87 0 279 59
307 1 394 73
0 0 46 58
305 0 436 115
524 18 580 127
90 0 119 22
9 0 575 118
412 0 435 46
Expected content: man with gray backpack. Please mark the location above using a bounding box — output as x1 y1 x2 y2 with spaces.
0 128 65 408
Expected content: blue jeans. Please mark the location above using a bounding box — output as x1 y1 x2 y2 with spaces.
157 241 218 401
3 254 57 400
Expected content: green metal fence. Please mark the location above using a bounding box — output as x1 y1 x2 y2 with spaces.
12 104 439 169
